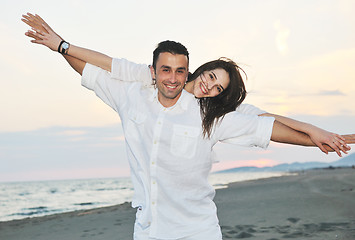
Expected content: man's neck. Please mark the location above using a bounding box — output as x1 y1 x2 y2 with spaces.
158 91 183 108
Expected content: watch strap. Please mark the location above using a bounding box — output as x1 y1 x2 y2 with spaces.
58 40 65 53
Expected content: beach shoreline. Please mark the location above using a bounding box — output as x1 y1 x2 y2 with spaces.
1 168 354 240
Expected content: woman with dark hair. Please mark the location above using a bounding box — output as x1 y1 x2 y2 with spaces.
185 58 247 137
22 13 353 155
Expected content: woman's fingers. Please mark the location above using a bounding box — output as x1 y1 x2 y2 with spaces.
22 14 38 27
325 133 350 155
41 24 53 35
333 135 350 153
33 14 53 34
28 31 44 41
334 134 347 147
31 28 46 38
21 17 38 29
321 134 355 156
25 31 42 41
331 139 350 156
22 13 48 33
336 134 346 141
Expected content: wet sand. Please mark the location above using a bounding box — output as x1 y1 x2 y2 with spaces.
216 168 355 239
1 168 354 240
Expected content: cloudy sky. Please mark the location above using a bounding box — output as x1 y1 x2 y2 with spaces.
1 0 354 182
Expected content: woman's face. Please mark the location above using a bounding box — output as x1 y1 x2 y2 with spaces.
193 68 230 98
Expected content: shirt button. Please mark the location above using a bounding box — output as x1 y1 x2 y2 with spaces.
152 181 156 184
152 201 155 205
184 132 188 135
158 121 161 125
152 162 155 165
154 140 157 144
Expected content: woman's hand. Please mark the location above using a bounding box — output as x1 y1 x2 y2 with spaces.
22 13 63 52
22 12 112 72
22 13 47 39
261 112 352 157
322 134 354 155
307 125 350 157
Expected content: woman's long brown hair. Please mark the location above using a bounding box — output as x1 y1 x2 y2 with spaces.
188 58 247 138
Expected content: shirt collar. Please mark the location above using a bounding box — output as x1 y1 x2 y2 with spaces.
148 87 158 102
179 90 192 110
149 88 192 111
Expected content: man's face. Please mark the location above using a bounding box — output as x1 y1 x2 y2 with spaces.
151 52 188 107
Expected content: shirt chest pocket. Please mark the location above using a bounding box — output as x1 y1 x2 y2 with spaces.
126 109 147 139
128 109 147 124
170 125 200 159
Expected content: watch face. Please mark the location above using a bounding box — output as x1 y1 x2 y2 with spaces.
62 42 69 49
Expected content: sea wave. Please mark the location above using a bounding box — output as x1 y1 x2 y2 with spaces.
0 172 289 222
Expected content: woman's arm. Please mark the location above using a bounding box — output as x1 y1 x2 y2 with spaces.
22 13 152 85
261 112 349 156
270 120 354 156
237 104 352 156
22 13 112 72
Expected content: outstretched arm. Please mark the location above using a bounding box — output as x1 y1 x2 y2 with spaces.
237 104 352 156
262 112 351 156
270 120 354 157
22 13 112 73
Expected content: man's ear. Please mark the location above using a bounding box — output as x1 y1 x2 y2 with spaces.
150 65 156 80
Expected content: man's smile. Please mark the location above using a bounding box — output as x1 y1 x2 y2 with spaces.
165 83 179 90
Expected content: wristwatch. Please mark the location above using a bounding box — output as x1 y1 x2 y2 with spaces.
58 40 70 55
60 41 70 55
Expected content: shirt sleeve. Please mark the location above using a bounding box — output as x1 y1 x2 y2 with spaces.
110 58 153 87
236 103 267 115
215 112 275 149
81 63 126 113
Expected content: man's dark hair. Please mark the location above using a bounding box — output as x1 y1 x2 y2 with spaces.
152 40 189 71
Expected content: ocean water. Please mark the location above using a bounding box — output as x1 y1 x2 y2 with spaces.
0 172 289 222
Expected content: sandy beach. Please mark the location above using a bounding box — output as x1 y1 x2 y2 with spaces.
1 168 354 240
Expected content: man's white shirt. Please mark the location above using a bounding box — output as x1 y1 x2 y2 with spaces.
81 59 274 239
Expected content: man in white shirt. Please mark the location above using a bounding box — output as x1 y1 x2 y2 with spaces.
80 41 315 240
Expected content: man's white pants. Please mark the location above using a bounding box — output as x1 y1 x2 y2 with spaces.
133 221 223 240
